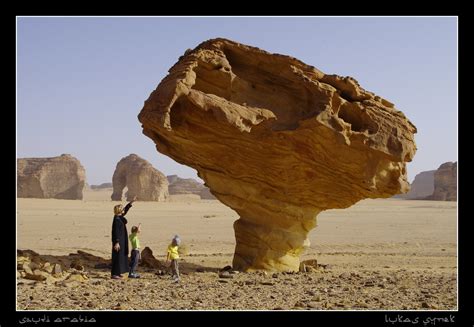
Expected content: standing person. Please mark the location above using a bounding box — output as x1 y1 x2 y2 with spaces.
128 223 142 278
166 235 181 283
111 196 137 279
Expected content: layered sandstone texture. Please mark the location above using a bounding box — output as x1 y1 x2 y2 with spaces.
428 162 457 201
167 175 216 199
17 154 86 200
111 154 169 201
138 38 417 271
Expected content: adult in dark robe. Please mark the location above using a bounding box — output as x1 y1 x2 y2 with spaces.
111 197 136 278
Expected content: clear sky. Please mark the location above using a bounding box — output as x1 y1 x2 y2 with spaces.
17 16 457 185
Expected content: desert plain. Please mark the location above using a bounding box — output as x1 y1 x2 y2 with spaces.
17 189 457 310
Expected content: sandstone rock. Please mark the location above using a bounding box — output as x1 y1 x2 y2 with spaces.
138 38 417 271
21 263 33 275
111 154 169 201
218 271 233 279
299 259 318 272
199 187 216 200
17 154 86 199
426 162 457 201
25 271 48 281
53 264 62 275
140 247 165 269
66 274 89 283
167 175 216 200
406 170 436 199
70 261 85 271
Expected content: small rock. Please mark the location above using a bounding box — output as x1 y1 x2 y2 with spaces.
218 279 229 283
218 271 233 279
260 281 275 286
272 273 279 278
312 295 322 302
421 302 430 308
53 264 62 275
70 261 84 271
25 273 46 281
22 263 33 275
307 301 321 308
220 265 232 272
66 274 88 283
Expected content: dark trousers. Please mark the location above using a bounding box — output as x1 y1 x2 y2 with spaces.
129 249 140 274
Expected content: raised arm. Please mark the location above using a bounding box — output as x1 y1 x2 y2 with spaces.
122 196 137 216
122 202 132 216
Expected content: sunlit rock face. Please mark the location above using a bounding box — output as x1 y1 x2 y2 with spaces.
138 38 417 271
17 154 86 200
111 154 169 202
428 162 457 201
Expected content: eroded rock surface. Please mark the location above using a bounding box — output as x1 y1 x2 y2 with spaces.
428 162 457 201
111 154 169 201
17 154 86 200
138 38 417 271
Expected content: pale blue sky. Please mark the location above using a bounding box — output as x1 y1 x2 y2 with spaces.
17 16 457 185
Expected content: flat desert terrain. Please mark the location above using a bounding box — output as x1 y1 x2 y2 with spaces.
17 189 457 310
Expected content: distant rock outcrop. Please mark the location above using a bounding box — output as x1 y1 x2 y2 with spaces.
111 154 169 201
17 154 86 200
427 162 457 201
394 170 435 199
167 175 216 199
138 38 417 271
90 183 113 190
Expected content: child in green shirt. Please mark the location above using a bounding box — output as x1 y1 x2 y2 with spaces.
128 223 141 278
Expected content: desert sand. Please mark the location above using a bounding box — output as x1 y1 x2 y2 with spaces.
17 189 457 310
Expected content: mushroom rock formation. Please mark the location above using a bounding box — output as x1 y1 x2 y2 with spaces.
427 162 457 201
17 154 86 200
111 154 169 201
138 38 417 271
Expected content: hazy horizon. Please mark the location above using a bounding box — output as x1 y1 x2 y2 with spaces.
17 16 457 185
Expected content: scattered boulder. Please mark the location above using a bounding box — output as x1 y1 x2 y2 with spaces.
138 38 417 271
140 247 166 269
299 259 318 272
17 154 86 199
111 154 169 201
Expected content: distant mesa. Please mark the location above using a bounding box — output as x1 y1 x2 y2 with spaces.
394 170 436 200
138 38 417 271
167 175 216 200
111 154 169 201
17 154 86 200
426 162 457 201
393 161 457 201
90 182 113 190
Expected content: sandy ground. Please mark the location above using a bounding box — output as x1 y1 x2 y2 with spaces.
16 189 457 310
